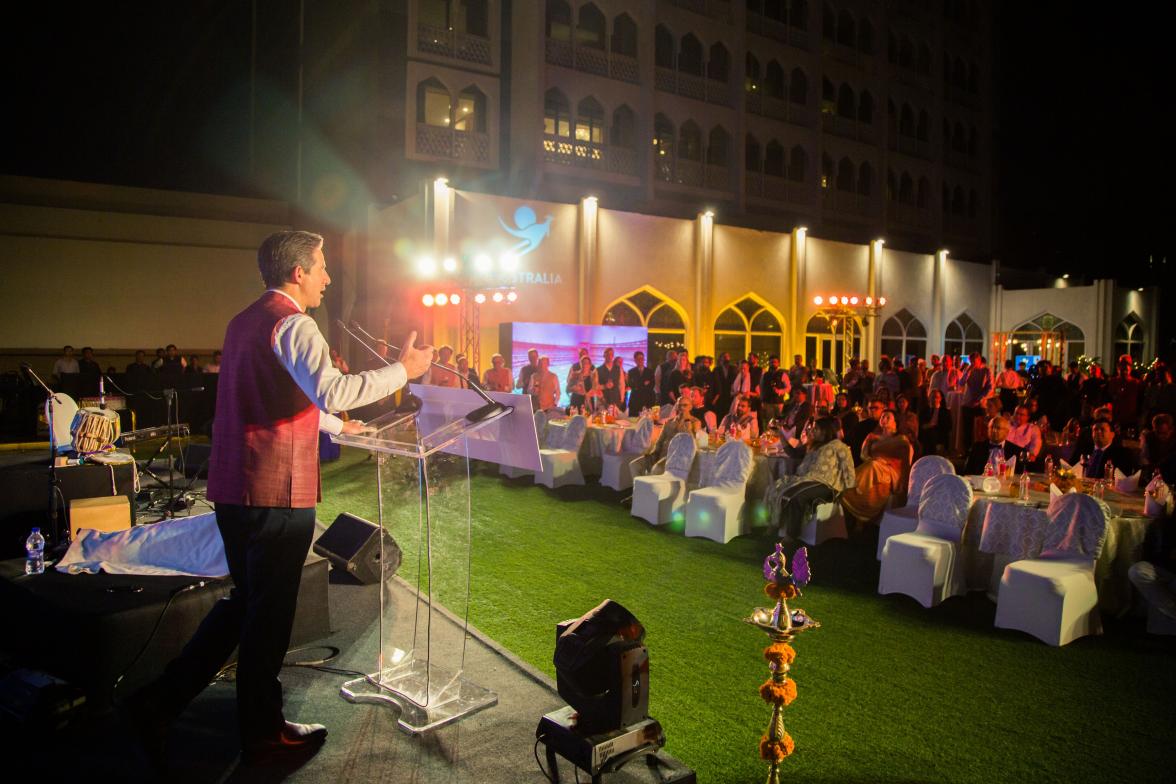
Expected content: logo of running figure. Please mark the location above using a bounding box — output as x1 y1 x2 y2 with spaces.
498 205 553 257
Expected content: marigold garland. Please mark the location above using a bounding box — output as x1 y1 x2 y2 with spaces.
758 732 795 762
763 642 797 666
759 678 797 706
763 581 799 601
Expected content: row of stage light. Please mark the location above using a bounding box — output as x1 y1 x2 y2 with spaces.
422 289 519 307
812 295 887 306
416 253 518 277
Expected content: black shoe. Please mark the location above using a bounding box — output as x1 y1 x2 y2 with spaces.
242 721 328 766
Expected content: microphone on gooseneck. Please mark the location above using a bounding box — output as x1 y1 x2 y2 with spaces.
99 376 107 410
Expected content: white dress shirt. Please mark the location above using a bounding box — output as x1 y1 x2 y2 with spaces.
1007 422 1042 460
269 289 407 435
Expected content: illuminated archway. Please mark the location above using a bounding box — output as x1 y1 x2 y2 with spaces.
713 293 786 362
602 286 691 361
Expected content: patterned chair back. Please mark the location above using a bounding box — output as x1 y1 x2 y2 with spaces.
665 432 698 480
908 455 954 506
623 416 656 453
915 473 974 542
706 439 753 489
1042 493 1108 561
560 415 589 452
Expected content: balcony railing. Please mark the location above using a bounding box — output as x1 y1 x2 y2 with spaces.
943 84 980 109
943 214 979 235
823 189 876 217
888 203 934 228
655 67 732 106
416 23 491 66
746 172 808 204
745 13 810 50
668 0 734 24
416 124 490 164
746 91 816 128
889 134 932 159
542 135 638 176
821 113 877 144
653 156 732 191
545 38 640 84
821 41 864 68
945 149 977 172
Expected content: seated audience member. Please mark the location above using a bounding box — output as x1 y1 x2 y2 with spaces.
626 351 656 415
847 398 886 465
766 417 856 537
1142 414 1176 480
688 386 717 432
973 397 1002 446
841 411 914 526
895 395 920 449
630 395 699 477
432 345 460 387
1081 417 1138 478
204 350 222 373
1128 459 1176 629
719 394 759 440
809 370 836 410
778 387 813 439
530 355 561 411
78 346 101 376
483 353 513 393
831 392 858 433
53 345 80 379
455 353 478 388
919 389 952 456
963 416 1026 476
1007 404 1043 466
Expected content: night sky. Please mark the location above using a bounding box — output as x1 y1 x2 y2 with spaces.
4 1 1172 285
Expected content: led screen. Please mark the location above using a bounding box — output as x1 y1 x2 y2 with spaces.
504 322 648 407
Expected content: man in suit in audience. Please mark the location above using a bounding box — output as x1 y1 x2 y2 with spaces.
1082 417 1138 478
964 415 1025 475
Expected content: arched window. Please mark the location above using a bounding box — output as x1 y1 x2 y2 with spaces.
679 121 703 162
858 90 873 124
899 172 913 204
745 52 761 94
611 104 636 148
707 126 730 167
765 60 786 99
836 157 855 191
454 85 486 132
917 176 930 208
655 25 675 69
422 0 488 37
603 287 689 359
805 312 862 377
822 3 836 40
858 18 873 54
917 42 931 74
765 140 785 177
880 308 928 361
714 296 785 360
545 0 572 40
790 0 809 30
1010 314 1085 363
857 161 873 196
417 78 451 127
653 114 675 180
543 88 570 137
837 83 855 118
1114 314 1145 362
679 34 704 76
944 312 984 359
789 145 807 182
917 109 929 142
611 13 637 57
745 134 762 172
575 97 604 144
708 42 730 83
790 68 808 105
576 3 606 49
837 9 856 47
887 169 897 201
899 104 914 137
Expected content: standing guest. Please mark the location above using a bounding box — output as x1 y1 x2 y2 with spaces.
1142 414 1176 481
765 417 856 536
1080 364 1109 419
895 395 920 449
809 370 835 411
960 353 992 450
566 355 594 410
1142 362 1176 423
432 345 459 387
204 350 223 374
873 359 900 401
927 355 959 402
595 347 624 408
731 359 755 399
531 355 561 411
919 389 952 456
843 358 864 406
125 350 151 375
995 359 1024 414
151 348 166 370
666 352 694 402
711 352 736 418
53 345 79 379
626 351 656 415
747 353 764 412
483 353 513 393
654 349 679 406
787 354 807 392
455 354 478 388
1032 360 1068 425
693 355 714 403
161 344 187 373
1108 354 1143 434
124 230 432 767
719 394 760 439
1082 417 1138 478
760 355 790 426
1007 404 1043 466
963 416 1026 476
517 348 541 403
185 355 203 374
78 347 101 376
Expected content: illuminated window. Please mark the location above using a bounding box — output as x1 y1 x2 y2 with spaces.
575 97 604 144
545 0 571 41
603 288 688 359
1114 314 1144 362
714 296 784 361
880 308 927 362
416 78 451 127
544 89 571 137
453 86 486 132
944 312 984 358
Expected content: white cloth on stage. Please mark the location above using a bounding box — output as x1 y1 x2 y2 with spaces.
56 513 229 577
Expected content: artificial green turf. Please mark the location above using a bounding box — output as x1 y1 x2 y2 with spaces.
320 449 1176 783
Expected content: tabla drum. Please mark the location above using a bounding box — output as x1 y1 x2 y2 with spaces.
71 407 122 455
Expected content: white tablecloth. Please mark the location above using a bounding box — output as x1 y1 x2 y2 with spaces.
547 418 654 475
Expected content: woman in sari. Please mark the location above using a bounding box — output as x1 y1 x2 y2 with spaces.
841 411 914 525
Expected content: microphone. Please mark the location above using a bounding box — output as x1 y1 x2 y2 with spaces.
99 376 106 410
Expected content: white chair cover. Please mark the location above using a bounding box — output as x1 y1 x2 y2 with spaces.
914 474 973 543
908 455 955 506
1040 493 1108 561
621 417 655 454
534 410 550 447
534 415 588 489
685 440 753 544
602 417 656 491
558 415 588 451
665 432 697 480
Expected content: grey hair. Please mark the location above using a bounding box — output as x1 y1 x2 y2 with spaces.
258 231 324 288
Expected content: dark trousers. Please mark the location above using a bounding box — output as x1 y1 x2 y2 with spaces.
778 480 837 538
158 504 316 743
961 404 984 451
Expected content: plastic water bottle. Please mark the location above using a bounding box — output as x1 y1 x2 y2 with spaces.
1044 455 1054 480
25 527 45 575
1019 469 1030 503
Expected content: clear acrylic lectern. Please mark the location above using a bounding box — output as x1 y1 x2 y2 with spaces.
331 385 539 734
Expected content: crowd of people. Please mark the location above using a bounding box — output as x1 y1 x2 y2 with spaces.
52 344 222 385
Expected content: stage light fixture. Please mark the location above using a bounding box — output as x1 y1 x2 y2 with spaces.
878 297 887 306
436 293 449 306
500 253 519 272
474 292 486 304
416 256 437 277
442 256 458 273
839 297 848 305
451 293 461 305
865 296 873 305
506 291 518 303
492 291 504 303
813 296 823 305
1062 273 1070 279
474 253 493 273
850 296 859 305
422 294 435 307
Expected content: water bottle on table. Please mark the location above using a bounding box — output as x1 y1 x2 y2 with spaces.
25 527 45 575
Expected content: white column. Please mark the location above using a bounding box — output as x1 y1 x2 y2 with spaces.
932 250 947 355
695 211 715 357
578 196 598 324
790 227 806 358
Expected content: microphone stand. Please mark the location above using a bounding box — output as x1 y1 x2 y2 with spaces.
22 364 66 549
340 321 511 423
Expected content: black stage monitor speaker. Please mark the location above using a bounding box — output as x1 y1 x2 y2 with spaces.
312 513 401 584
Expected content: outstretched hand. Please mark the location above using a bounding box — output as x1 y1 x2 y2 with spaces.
399 330 434 379
340 419 374 435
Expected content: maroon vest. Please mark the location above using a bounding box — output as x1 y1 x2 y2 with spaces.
207 291 321 508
